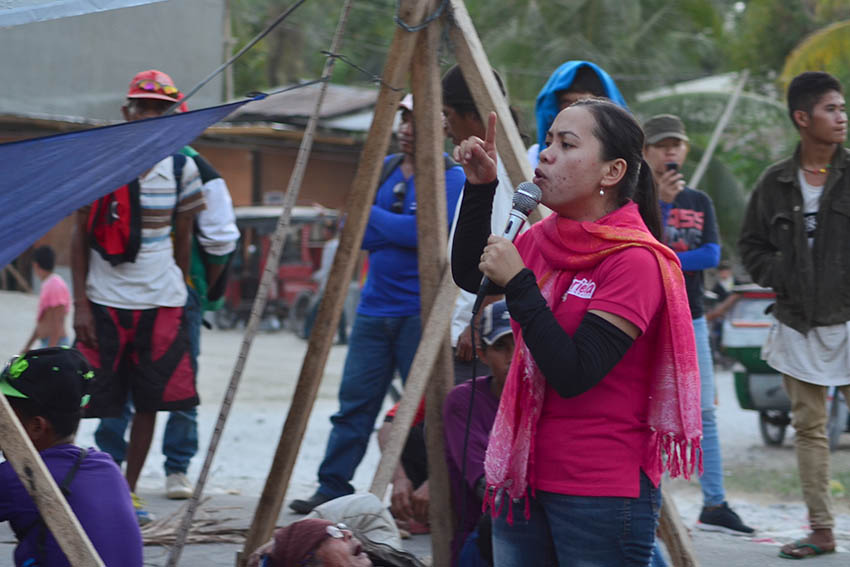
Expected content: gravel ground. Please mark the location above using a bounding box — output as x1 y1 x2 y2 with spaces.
1 288 848 565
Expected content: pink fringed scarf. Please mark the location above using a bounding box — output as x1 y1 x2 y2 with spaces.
483 203 702 521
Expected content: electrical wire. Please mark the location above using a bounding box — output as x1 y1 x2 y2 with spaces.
165 0 310 114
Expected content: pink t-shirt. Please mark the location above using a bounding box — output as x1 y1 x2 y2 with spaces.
521 245 664 498
38 273 70 321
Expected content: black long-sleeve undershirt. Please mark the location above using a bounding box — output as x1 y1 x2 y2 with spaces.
450 180 634 398
505 269 633 397
451 180 503 294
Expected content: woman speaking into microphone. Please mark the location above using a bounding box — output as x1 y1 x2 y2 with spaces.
451 98 701 566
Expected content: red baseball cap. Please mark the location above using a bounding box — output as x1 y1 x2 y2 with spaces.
126 69 182 103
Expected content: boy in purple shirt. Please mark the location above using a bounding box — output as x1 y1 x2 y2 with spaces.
0 347 142 567
443 301 514 566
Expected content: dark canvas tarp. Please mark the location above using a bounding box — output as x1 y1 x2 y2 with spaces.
0 99 253 269
0 0 166 28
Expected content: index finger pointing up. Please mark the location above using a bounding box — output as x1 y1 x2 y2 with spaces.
485 111 498 147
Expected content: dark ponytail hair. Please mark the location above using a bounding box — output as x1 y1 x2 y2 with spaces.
572 98 662 239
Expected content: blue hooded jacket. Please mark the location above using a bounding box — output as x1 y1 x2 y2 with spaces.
534 60 628 151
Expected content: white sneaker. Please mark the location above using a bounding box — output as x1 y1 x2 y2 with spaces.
165 472 194 500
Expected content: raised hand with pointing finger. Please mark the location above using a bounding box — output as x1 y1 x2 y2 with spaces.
453 111 499 185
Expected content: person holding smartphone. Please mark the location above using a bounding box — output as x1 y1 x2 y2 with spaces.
643 114 754 536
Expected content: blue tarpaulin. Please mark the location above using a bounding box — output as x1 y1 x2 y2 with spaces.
0 98 254 269
0 0 166 28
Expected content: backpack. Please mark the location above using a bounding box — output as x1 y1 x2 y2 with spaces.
87 180 142 266
181 149 234 308
88 154 187 265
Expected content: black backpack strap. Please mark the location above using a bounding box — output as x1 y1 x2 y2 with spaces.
172 153 187 200
34 448 88 563
376 154 405 198
58 447 88 497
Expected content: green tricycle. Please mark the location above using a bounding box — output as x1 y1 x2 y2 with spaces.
722 285 849 450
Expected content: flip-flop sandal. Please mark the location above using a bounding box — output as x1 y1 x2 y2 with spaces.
778 540 836 560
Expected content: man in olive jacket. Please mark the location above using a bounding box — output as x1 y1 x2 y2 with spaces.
739 71 850 560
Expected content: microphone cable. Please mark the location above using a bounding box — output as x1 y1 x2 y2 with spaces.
458 301 483 552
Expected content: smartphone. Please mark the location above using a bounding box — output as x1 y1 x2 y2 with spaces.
665 162 679 172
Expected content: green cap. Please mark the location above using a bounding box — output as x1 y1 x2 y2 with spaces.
0 347 94 411
643 114 689 145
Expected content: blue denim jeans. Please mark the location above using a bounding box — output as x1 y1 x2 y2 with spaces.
693 316 725 507
303 294 348 344
492 473 661 567
317 313 421 497
94 287 202 475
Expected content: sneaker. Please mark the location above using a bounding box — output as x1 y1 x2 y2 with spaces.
131 493 155 526
289 490 334 514
697 502 754 535
166 472 194 500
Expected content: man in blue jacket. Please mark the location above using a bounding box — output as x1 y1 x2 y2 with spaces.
644 114 754 536
290 94 466 513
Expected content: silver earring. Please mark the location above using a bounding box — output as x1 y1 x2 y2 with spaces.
599 188 605 196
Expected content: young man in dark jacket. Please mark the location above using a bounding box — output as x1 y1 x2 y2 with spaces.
739 71 850 560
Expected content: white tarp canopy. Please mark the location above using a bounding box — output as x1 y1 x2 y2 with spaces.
0 0 165 27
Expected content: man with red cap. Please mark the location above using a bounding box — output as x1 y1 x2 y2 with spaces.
247 519 373 567
70 69 206 524
88 69 240 507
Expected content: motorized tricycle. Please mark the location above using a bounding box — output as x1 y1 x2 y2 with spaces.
723 285 848 450
214 205 338 332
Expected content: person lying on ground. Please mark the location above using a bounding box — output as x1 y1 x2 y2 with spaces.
247 518 372 567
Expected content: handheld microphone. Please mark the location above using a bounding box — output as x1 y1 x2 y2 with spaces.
471 181 542 315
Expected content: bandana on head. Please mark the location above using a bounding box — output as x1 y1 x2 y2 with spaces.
269 519 335 567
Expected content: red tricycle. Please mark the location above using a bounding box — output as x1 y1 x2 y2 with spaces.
214 205 339 332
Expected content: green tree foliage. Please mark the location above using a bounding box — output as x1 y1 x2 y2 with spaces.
726 0 816 86
634 90 796 250
780 20 850 94
462 0 731 115
230 0 396 96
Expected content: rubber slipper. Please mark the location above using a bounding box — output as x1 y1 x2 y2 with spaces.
778 540 836 560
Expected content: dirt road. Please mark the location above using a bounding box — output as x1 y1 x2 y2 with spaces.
1 289 848 564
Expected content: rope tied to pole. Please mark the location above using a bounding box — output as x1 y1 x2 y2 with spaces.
394 0 448 32
320 50 404 91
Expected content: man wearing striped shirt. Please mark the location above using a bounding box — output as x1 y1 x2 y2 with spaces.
70 70 205 523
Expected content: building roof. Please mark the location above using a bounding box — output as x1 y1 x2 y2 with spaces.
227 82 380 124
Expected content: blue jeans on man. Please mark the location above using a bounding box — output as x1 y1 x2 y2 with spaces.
94 287 201 476
693 316 724 506
316 313 421 497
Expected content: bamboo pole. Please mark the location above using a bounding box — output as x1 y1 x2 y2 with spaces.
410 8 455 564
0 394 104 566
4 263 32 293
238 1 430 563
166 1 355 565
446 0 550 222
657 490 700 567
689 70 750 189
369 268 458 496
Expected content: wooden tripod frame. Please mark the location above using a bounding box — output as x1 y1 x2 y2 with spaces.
233 1 698 565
